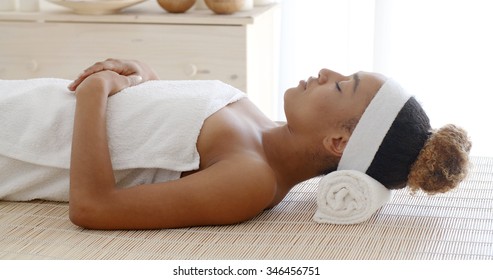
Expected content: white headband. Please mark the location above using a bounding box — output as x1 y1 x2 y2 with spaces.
338 79 411 172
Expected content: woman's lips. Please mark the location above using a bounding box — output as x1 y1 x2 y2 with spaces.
299 80 307 89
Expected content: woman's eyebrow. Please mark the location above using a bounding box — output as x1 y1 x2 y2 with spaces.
353 73 361 93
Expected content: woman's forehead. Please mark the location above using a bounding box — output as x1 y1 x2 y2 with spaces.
358 71 386 84
356 71 386 98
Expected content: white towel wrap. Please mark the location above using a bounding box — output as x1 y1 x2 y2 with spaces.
0 78 246 201
0 78 246 170
313 79 410 224
313 170 392 225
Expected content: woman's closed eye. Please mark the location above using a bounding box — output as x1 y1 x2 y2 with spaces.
336 82 342 92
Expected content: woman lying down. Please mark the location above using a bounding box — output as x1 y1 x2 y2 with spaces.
0 58 471 230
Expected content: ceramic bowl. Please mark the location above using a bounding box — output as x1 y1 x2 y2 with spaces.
47 0 147 15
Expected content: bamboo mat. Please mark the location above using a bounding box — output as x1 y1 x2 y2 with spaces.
1 157 492 260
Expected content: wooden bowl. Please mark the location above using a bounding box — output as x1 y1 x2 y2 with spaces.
204 0 244 14
157 0 196 13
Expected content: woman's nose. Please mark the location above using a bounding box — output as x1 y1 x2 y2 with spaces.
319 68 344 83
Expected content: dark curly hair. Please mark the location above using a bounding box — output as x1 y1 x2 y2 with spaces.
366 97 471 194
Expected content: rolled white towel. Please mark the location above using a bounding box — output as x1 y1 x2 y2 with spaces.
313 170 392 225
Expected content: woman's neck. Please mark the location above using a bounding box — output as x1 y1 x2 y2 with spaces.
262 124 326 191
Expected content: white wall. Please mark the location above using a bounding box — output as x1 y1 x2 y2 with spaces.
373 0 493 156
277 0 375 118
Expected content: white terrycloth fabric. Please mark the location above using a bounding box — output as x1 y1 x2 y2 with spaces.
0 78 246 201
313 170 392 225
0 154 180 201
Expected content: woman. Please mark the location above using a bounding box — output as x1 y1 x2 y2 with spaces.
0 58 471 229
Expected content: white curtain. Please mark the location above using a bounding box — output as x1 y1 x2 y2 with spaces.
278 0 492 156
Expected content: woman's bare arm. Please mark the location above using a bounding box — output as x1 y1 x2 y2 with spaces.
71 159 276 230
69 71 275 230
69 70 140 223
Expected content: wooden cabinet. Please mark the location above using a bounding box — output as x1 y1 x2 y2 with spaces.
0 1 280 117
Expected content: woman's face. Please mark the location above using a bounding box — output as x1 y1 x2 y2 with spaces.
284 68 386 137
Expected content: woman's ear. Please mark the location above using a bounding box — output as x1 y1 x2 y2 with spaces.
323 134 349 157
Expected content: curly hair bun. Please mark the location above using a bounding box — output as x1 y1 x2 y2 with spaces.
408 124 472 194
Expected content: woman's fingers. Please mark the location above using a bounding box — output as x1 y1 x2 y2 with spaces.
68 59 127 91
127 75 143 87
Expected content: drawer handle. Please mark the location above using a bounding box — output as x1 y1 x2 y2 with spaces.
27 59 39 72
184 63 198 77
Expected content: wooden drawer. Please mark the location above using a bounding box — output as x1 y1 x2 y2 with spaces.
0 22 247 91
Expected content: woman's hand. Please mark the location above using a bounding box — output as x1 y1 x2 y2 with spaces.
68 58 159 91
74 70 142 97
